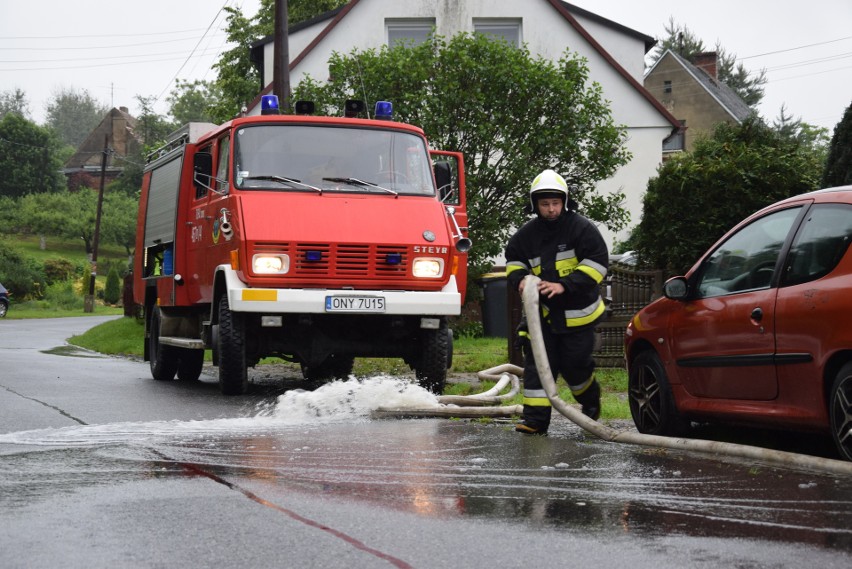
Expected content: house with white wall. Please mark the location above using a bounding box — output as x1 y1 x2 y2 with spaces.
247 0 681 249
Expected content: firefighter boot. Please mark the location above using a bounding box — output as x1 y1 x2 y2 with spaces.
575 378 601 421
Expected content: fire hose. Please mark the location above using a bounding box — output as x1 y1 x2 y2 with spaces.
376 275 852 476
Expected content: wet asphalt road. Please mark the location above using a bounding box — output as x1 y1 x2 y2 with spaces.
1 316 851 568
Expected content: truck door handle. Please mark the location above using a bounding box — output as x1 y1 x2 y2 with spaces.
751 307 763 321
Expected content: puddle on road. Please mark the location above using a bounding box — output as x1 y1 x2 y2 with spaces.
1 376 851 552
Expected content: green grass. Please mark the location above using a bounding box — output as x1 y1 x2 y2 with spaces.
12 234 128 266
69 314 144 356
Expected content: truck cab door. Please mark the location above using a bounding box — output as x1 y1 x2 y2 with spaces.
431 150 468 300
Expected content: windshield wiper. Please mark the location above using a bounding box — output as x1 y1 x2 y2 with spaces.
242 175 323 194
322 177 398 197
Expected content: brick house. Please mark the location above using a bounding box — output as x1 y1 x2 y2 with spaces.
63 106 142 188
644 49 754 154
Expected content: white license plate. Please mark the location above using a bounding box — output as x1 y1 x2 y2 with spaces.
325 295 386 313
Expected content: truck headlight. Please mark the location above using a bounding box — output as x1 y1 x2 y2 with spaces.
252 254 290 274
412 257 444 278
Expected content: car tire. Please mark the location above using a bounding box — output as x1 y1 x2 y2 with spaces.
0 300 8 318
218 295 248 395
628 350 687 436
149 307 178 381
829 362 852 461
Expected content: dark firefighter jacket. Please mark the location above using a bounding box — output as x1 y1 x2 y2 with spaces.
505 210 608 332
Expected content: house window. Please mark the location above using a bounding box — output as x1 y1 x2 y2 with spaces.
663 80 672 94
663 120 686 152
387 19 435 47
473 19 521 47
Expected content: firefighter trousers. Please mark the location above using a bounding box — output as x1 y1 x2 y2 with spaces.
520 323 599 430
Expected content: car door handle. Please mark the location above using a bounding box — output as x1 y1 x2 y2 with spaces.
751 307 763 321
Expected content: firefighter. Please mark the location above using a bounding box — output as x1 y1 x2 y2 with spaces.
505 169 608 435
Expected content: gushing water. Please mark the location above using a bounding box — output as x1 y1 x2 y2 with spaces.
0 376 439 448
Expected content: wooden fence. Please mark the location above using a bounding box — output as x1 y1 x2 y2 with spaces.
504 263 664 368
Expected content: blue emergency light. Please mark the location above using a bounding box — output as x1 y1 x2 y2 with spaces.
305 250 323 262
385 253 402 265
261 94 280 115
375 101 393 120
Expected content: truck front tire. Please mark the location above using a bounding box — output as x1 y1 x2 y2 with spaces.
218 295 248 395
415 318 449 394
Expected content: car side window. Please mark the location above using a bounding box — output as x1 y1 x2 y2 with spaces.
696 207 801 298
782 203 852 286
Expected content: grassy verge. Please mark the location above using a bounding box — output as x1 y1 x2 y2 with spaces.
6 303 123 319
69 316 631 421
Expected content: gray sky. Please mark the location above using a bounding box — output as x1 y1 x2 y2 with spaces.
1 0 850 132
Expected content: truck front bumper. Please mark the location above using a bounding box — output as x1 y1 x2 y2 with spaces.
223 269 461 316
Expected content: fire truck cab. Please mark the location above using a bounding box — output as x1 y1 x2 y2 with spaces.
133 96 469 395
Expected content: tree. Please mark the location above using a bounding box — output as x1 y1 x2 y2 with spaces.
0 113 65 197
0 88 30 120
101 191 139 257
649 18 767 107
294 33 631 272
211 0 348 123
134 95 176 147
166 79 223 124
44 87 109 148
822 101 852 187
19 190 99 254
772 105 829 167
632 117 822 274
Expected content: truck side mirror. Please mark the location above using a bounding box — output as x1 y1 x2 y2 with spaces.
193 152 213 195
434 161 454 203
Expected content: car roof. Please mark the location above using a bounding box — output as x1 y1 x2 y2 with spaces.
752 185 852 217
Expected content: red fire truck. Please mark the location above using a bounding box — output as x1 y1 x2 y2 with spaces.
133 96 469 395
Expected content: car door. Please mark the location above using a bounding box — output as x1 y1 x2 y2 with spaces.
774 202 852 403
667 206 805 400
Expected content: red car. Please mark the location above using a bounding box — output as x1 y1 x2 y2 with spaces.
625 186 852 461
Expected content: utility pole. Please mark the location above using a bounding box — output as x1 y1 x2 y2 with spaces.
273 0 290 111
84 134 109 313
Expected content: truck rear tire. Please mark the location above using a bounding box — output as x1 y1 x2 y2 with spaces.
177 349 205 382
415 318 449 394
218 295 248 395
149 307 178 381
301 354 355 383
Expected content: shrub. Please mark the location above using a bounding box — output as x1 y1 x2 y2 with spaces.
43 257 77 285
0 239 46 299
44 281 83 310
103 266 121 305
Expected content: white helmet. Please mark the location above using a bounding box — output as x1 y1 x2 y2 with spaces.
529 169 568 212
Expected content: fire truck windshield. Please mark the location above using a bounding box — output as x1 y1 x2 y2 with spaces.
233 124 436 196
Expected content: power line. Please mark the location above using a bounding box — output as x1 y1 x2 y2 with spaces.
739 35 852 60
0 46 226 66
0 34 227 52
154 2 232 104
0 28 215 40
0 51 225 73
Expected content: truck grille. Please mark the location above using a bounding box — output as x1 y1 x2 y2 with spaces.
254 242 409 279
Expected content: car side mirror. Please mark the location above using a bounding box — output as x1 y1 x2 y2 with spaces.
663 276 689 300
